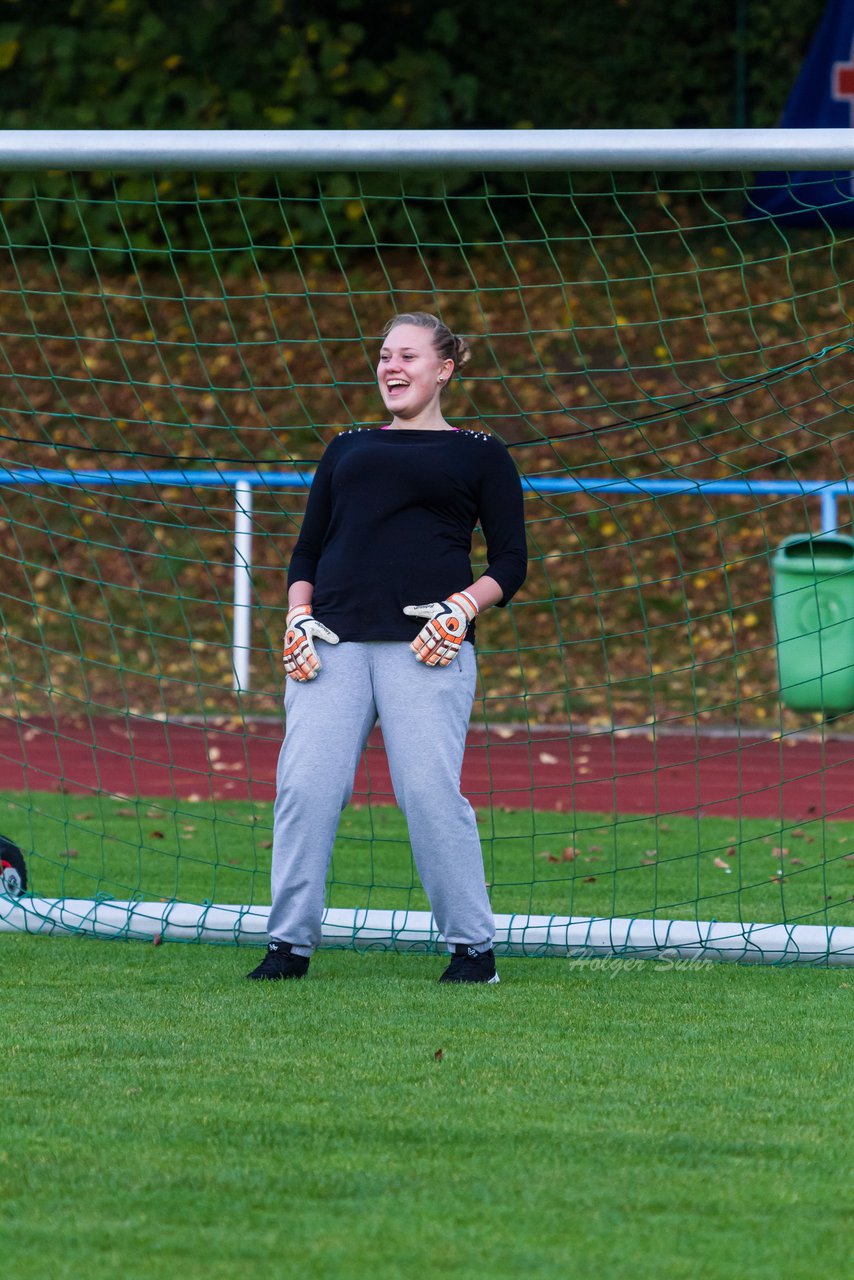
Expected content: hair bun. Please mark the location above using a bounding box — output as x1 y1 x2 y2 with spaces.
454 335 472 375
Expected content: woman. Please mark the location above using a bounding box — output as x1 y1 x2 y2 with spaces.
248 312 527 983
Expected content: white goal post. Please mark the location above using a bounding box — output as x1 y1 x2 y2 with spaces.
1 127 854 171
1 897 853 964
2 129 854 966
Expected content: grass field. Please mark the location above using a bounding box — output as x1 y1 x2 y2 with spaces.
2 935 851 1280
3 790 852 1276
4 790 853 930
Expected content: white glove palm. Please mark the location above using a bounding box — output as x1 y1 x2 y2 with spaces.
282 605 339 682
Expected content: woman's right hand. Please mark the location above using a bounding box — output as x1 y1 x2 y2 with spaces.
282 606 340 682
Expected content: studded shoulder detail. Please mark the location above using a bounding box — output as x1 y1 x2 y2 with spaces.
458 429 492 442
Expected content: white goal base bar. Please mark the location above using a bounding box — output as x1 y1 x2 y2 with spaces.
1 897 852 965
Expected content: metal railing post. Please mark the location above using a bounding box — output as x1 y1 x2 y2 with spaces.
820 486 839 534
232 479 253 692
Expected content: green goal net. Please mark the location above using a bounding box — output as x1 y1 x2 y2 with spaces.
1 132 853 962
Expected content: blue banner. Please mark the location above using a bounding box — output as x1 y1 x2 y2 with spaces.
750 0 854 224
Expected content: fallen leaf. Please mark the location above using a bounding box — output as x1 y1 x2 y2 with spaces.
791 828 805 839
561 847 578 861
588 844 603 853
261 840 273 849
149 830 165 840
539 751 559 765
713 857 730 870
641 858 656 866
116 808 135 817
790 857 804 865
582 876 597 883
434 1049 443 1061
61 848 79 859
725 846 737 857
771 847 789 858
73 811 94 821
209 747 222 762
152 933 162 947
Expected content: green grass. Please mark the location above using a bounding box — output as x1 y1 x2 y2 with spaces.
4 790 853 929
1 936 851 1280
4 794 852 1274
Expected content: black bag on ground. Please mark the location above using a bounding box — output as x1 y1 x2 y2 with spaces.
0 835 27 897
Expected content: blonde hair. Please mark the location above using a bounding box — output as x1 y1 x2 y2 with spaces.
381 312 471 379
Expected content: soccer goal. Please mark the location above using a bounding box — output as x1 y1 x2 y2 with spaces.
1 129 853 965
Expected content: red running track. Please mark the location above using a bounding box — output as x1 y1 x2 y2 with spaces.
2 715 854 820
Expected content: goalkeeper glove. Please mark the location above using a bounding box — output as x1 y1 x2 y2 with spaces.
403 590 478 667
283 605 339 682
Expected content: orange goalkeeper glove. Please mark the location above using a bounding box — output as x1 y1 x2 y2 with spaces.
403 590 479 667
282 605 340 682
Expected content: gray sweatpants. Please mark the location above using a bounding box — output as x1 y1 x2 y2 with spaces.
267 640 494 955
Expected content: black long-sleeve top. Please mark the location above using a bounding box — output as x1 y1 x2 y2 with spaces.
287 427 528 644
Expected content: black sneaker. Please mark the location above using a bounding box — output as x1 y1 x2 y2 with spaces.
246 941 310 981
439 945 500 984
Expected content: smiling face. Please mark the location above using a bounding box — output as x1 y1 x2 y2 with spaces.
376 323 454 421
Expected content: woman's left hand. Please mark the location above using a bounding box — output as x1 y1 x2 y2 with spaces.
403 591 478 666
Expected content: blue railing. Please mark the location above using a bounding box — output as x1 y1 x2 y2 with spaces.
1 465 850 692
1 466 849 531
